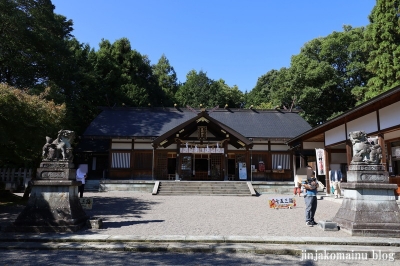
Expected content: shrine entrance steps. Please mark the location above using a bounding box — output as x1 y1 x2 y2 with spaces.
155 181 255 196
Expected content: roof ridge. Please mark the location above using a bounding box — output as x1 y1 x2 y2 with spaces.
98 106 300 113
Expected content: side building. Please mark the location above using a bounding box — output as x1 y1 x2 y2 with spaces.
77 106 311 182
286 85 400 195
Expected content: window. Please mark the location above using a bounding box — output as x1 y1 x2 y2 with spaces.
272 154 290 169
111 152 131 168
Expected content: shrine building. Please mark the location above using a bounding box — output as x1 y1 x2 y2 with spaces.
286 85 400 195
78 106 312 182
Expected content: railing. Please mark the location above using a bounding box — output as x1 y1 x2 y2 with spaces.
0 168 32 191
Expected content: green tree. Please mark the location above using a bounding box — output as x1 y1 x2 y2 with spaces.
61 39 102 134
153 54 178 106
221 83 245 108
279 26 369 126
0 0 73 90
360 0 400 101
0 84 66 167
93 38 166 107
175 70 225 108
246 69 282 109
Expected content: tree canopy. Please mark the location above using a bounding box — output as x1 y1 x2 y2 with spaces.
245 25 372 126
358 0 400 101
3 0 400 166
0 84 66 167
0 0 73 90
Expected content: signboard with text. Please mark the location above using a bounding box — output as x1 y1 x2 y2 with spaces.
79 197 93 209
180 147 224 154
268 197 296 209
239 162 247 180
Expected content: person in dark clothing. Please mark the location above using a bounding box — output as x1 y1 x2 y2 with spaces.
303 174 319 227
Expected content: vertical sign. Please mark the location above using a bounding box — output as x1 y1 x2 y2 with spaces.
315 148 326 175
239 162 247 180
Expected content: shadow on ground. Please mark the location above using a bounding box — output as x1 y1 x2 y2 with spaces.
0 249 317 266
82 196 161 231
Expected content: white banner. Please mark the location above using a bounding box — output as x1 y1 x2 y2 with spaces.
180 147 224 154
315 148 326 175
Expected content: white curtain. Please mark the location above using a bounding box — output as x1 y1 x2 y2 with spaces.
272 154 290 169
111 152 131 168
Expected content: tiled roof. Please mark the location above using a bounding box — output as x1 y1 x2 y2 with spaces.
83 107 312 139
75 139 109 153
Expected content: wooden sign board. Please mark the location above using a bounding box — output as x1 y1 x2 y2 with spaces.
79 197 93 209
268 197 296 209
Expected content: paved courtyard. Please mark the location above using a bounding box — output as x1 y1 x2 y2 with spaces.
66 192 351 238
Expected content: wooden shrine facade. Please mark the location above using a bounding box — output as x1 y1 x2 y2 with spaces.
80 106 312 181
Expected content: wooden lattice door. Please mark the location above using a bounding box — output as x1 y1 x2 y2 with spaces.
210 154 223 180
180 155 192 180
155 152 167 179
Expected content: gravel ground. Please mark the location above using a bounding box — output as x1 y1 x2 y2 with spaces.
1 192 349 237
69 192 350 238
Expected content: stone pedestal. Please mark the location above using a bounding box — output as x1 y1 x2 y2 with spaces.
333 163 400 237
36 161 77 180
8 162 88 233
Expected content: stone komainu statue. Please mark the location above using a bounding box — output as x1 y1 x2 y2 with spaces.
42 130 75 161
349 130 382 164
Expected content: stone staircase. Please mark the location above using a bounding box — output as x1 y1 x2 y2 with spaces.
155 181 254 196
85 179 100 192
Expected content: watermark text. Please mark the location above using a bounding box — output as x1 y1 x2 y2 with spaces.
300 250 395 262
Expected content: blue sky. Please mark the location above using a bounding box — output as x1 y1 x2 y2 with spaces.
53 0 376 92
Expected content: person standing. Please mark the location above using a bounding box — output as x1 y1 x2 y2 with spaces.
76 164 87 198
293 175 302 197
329 169 342 199
303 174 319 227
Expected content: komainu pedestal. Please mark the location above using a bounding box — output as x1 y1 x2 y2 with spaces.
8 130 88 233
333 131 400 237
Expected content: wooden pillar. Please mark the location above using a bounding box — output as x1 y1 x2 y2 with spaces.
176 140 181 180
326 148 331 195
246 146 250 181
108 139 112 179
378 134 387 168
152 146 155 180
346 139 352 166
300 152 306 168
224 141 228 181
131 139 134 179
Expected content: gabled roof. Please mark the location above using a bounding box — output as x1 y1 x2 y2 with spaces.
152 110 253 149
83 107 312 140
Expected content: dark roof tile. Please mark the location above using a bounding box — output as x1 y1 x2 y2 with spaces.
83 108 311 139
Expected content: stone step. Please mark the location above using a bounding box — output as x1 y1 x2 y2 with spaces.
158 185 248 189
85 179 100 191
156 193 251 196
160 184 248 186
158 190 250 194
157 187 249 191
159 187 249 190
156 181 252 196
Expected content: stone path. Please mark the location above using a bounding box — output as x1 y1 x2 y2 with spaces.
77 192 348 237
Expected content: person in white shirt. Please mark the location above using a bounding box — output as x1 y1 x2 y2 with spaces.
293 175 302 197
76 165 87 198
329 169 342 199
